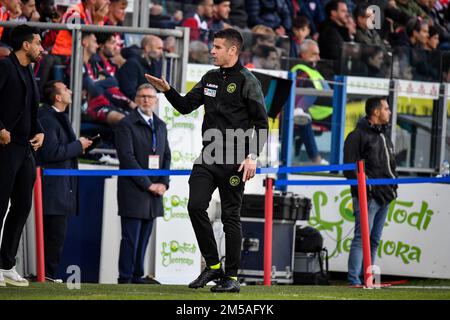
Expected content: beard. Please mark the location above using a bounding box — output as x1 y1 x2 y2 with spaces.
27 50 41 63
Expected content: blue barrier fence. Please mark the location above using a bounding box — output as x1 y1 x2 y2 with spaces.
42 164 450 186
43 163 356 176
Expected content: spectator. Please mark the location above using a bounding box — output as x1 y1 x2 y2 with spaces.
344 97 398 287
425 25 440 50
93 32 118 76
228 0 247 29
189 40 210 64
318 0 351 61
364 47 385 77
164 36 176 54
149 3 183 29
0 25 44 287
19 0 39 21
291 39 330 165
251 24 277 48
246 0 292 36
105 0 126 26
115 83 171 284
395 0 427 20
0 0 22 53
37 81 92 281
117 35 164 100
52 0 110 57
82 33 135 126
294 0 326 38
354 2 387 51
250 44 280 70
250 24 287 59
289 16 311 58
429 0 450 49
39 0 61 51
405 17 429 49
209 0 231 34
182 0 214 42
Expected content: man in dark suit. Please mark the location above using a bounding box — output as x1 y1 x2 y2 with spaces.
114 83 171 284
36 81 93 281
0 24 44 287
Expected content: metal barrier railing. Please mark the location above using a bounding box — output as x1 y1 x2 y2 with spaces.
0 21 190 137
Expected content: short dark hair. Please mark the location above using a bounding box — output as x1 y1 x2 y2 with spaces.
82 32 95 41
292 16 310 30
365 96 387 116
353 2 369 20
95 32 115 46
325 0 346 18
10 24 40 51
405 17 427 38
213 28 244 52
43 80 62 105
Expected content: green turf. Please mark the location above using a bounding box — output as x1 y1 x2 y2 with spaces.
1 282 450 300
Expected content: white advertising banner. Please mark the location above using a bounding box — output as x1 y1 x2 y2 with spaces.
288 175 450 279
153 95 204 284
154 177 201 284
346 76 390 96
397 80 440 100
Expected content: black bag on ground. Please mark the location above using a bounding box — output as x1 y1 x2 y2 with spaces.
295 226 323 253
293 249 329 285
294 226 329 285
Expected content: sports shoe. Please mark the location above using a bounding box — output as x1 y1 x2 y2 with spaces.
210 278 240 293
0 272 5 287
188 267 224 289
132 276 161 284
294 108 312 126
0 266 29 287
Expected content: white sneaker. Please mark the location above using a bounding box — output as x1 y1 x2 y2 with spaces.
0 272 5 287
294 108 312 126
0 266 29 287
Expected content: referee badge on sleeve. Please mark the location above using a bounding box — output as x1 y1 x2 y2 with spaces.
204 88 217 97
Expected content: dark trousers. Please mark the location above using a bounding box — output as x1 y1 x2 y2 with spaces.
43 215 68 279
188 163 245 277
0 144 36 270
118 217 154 283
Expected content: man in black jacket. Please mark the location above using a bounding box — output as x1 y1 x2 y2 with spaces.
146 29 268 293
114 83 171 284
37 81 92 280
344 96 398 286
0 25 44 287
117 35 163 101
318 0 351 61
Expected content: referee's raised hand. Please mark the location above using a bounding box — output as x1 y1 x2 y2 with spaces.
145 74 170 92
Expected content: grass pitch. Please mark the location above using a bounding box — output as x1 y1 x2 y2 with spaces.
1 280 450 300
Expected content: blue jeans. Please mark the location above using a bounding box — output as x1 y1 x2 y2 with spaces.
118 217 154 283
348 197 389 285
294 123 319 160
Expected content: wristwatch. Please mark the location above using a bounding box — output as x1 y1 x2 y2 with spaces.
247 153 257 161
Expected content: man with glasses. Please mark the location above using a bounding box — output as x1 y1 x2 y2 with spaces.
114 84 171 284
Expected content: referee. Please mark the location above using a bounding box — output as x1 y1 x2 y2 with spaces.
146 29 268 293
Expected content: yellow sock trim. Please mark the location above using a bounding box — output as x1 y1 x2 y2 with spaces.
209 263 221 270
229 277 237 281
